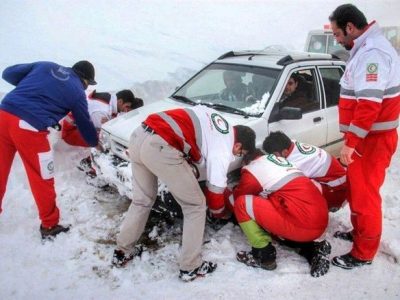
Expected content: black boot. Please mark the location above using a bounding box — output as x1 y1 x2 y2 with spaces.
333 231 353 242
237 243 277 270
111 246 143 268
281 239 331 277
40 224 70 240
179 261 217 282
332 253 372 269
309 240 331 277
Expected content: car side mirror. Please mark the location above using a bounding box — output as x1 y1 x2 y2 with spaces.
268 104 302 123
279 106 302 120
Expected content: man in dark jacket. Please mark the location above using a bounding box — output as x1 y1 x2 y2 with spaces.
0 60 98 240
279 73 308 108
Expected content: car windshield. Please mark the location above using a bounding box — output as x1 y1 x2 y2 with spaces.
172 63 280 116
307 34 328 53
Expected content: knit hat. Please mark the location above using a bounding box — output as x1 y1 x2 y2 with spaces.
72 60 97 85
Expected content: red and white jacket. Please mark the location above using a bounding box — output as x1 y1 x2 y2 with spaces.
144 105 236 216
286 140 346 189
234 154 303 198
63 90 118 130
227 154 303 208
339 22 400 148
86 91 118 129
229 154 328 228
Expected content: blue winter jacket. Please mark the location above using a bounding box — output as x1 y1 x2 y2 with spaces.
0 61 98 146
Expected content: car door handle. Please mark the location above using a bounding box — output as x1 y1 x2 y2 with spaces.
313 117 323 123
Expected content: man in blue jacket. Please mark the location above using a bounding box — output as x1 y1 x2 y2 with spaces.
0 60 98 240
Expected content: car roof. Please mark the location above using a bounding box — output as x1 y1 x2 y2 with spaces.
307 29 333 34
214 49 344 69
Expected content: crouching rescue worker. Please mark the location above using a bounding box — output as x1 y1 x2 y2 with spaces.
62 89 142 147
0 60 98 240
112 105 256 282
263 131 347 211
231 149 331 277
61 89 142 176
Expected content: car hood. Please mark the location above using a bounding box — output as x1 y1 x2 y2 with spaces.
101 98 253 145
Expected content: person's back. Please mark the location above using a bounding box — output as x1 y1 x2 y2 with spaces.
1 62 87 132
113 106 255 281
236 154 328 230
0 60 97 240
232 152 330 277
263 131 347 211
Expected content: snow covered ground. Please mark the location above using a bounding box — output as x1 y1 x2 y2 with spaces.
1 1 400 299
1 135 399 299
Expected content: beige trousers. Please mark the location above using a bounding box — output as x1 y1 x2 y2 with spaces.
116 126 206 271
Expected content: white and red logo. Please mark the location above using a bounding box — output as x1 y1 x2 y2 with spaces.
366 63 378 82
211 113 229 134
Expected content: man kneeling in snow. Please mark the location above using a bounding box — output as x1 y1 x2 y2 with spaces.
229 149 331 277
263 131 347 212
61 89 143 175
62 89 142 147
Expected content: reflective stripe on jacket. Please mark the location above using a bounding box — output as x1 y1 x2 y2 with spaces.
144 105 236 213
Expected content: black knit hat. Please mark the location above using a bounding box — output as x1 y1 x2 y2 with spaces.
72 60 97 85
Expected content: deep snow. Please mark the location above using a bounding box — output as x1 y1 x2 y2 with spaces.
1 1 400 299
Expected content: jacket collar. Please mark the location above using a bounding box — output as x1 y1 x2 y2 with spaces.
349 21 380 58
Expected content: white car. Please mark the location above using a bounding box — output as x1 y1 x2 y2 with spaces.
93 49 345 201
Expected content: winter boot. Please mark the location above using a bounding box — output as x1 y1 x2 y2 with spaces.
309 240 331 277
111 246 143 268
331 253 372 270
314 240 332 257
236 243 277 270
179 261 217 282
40 224 70 240
333 230 353 242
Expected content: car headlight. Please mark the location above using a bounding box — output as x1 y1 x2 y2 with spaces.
99 129 111 151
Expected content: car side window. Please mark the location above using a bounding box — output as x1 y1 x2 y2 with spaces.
319 67 343 107
279 69 320 114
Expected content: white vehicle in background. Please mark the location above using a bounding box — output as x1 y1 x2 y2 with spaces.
93 49 345 214
305 24 400 61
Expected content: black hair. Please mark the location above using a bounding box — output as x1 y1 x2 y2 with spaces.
116 89 135 106
234 125 256 152
262 131 292 154
132 97 144 110
234 125 256 165
329 4 368 33
242 148 265 165
290 73 301 83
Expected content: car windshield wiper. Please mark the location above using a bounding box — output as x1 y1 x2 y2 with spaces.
200 102 249 117
171 95 197 106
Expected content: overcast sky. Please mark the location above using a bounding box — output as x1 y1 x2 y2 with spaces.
0 0 399 92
